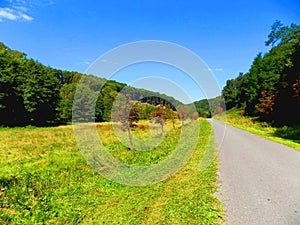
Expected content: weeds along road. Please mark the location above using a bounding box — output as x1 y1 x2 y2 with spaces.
208 119 300 225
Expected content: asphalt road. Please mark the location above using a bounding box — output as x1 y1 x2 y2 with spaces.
208 119 300 225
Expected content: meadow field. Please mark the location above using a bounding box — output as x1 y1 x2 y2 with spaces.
0 119 224 224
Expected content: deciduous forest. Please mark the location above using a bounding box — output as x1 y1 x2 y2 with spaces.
1 21 299 127
0 43 184 126
222 21 300 126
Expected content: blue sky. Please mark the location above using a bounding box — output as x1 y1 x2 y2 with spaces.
0 0 300 102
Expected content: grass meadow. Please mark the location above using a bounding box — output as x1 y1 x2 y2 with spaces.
214 108 300 150
0 119 224 224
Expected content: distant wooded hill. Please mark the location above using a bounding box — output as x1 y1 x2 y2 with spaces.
0 42 183 126
4 21 296 127
189 96 225 118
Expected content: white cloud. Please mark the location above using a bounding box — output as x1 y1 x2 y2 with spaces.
0 7 33 21
0 8 18 20
77 57 91 66
20 13 33 21
0 0 34 22
39 0 55 7
13 5 29 12
207 67 223 72
0 0 55 22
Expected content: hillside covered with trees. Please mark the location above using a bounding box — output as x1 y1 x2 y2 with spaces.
222 21 300 126
192 96 225 118
0 42 183 126
3 21 298 127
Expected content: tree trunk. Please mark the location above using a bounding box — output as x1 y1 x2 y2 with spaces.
127 127 133 150
161 123 165 135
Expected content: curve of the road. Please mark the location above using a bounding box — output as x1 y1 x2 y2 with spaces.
209 119 300 225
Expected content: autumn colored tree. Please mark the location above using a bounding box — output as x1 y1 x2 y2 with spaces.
213 106 224 115
190 111 199 120
152 104 169 135
167 109 178 129
292 76 300 100
177 106 190 126
113 95 139 150
257 89 276 122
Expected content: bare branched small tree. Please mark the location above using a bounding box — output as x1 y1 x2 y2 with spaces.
177 106 189 126
152 104 169 135
114 95 139 150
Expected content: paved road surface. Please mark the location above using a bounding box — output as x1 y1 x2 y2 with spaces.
209 119 300 225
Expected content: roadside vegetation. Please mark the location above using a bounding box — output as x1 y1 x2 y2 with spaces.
222 21 300 127
214 108 300 150
208 21 300 151
0 120 224 224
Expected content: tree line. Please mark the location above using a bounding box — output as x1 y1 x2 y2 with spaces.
111 95 197 150
192 96 225 118
222 21 300 126
0 42 184 127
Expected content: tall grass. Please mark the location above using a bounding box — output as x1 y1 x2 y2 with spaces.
0 120 224 224
214 108 300 150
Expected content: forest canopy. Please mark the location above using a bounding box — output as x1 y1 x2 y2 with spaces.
0 42 182 126
222 21 300 126
1 21 299 127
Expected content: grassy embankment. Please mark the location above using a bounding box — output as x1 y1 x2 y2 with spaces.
214 108 300 150
0 119 224 224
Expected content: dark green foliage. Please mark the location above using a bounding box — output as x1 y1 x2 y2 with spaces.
22 60 61 126
72 83 98 122
100 82 120 121
222 21 300 126
222 79 239 110
95 92 105 122
265 20 300 47
0 44 61 126
274 125 300 143
192 96 225 118
59 83 77 123
140 95 179 111
135 102 156 119
0 42 183 126
272 46 300 125
193 99 211 118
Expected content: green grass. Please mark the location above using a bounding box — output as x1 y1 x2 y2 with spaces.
214 108 300 150
0 120 224 224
